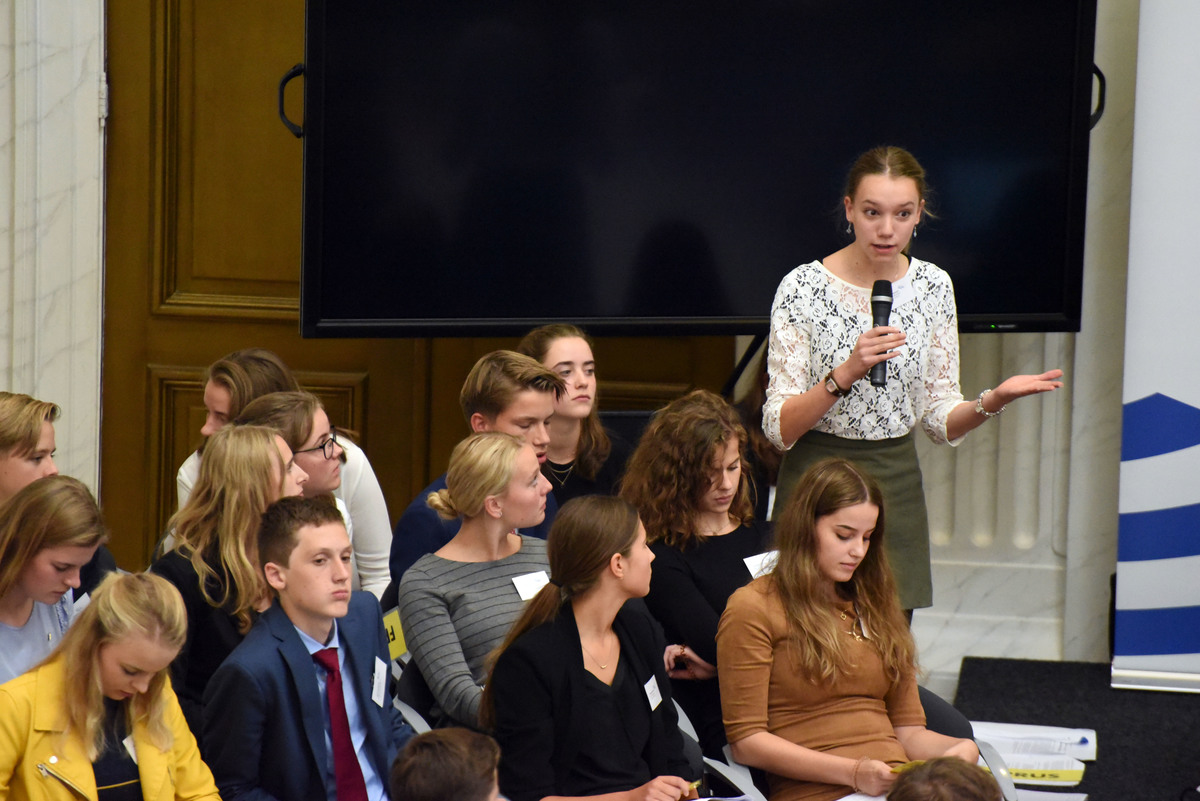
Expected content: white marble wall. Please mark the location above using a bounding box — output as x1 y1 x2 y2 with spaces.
914 0 1138 699
0 0 105 489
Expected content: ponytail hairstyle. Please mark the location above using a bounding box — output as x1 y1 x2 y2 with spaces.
197 349 299 455
425 432 525 521
205 348 299 421
620 389 753 548
770 458 913 684
517 324 612 481
0 476 107 601
479 495 641 730
53 572 187 760
168 424 284 632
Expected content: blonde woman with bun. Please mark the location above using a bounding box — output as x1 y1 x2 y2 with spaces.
0 571 220 801
151 424 307 736
398 432 552 728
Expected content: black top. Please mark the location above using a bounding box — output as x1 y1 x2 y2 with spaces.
546 429 634 508
643 519 773 758
150 549 248 741
566 657 653 796
490 602 694 801
93 698 141 801
645 520 774 665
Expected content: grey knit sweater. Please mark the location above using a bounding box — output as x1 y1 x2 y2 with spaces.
397 535 549 726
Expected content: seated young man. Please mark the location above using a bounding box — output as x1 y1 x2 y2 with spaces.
388 350 564 585
203 494 414 801
389 728 500 801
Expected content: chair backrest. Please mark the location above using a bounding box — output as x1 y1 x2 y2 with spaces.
396 658 438 723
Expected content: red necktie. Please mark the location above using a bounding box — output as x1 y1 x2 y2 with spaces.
313 648 369 801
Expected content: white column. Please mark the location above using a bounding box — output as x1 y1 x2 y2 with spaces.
0 0 105 488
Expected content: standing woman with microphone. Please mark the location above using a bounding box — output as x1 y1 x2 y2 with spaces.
763 145 1063 612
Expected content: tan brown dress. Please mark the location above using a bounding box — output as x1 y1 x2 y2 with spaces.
717 580 925 801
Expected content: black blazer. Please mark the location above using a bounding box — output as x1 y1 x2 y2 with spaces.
490 601 694 801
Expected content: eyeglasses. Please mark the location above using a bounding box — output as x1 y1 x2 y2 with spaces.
295 427 340 460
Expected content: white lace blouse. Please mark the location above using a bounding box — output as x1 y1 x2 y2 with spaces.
762 258 965 449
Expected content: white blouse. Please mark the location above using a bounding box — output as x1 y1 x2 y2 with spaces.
762 258 965 449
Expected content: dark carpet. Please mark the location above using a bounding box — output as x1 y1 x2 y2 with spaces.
953 657 1200 801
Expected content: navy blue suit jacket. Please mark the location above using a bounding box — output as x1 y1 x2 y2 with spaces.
202 593 414 801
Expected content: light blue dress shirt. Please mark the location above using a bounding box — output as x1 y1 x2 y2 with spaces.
296 621 386 801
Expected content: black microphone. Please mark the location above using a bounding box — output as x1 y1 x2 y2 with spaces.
869 280 893 388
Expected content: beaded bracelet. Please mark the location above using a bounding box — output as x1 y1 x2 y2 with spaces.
975 388 1007 418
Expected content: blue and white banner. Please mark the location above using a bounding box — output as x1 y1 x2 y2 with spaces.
1113 0 1200 691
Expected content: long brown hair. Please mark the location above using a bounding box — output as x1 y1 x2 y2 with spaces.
517 324 611 481
168 425 283 632
478 495 641 730
52 572 187 760
621 389 753 548
769 458 913 684
0 476 107 601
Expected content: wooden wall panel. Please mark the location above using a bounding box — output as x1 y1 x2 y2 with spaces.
103 0 735 572
152 0 304 317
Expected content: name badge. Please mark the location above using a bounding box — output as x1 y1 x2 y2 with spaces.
892 274 915 308
512 570 550 601
744 550 778 579
643 675 662 711
372 657 387 708
123 735 138 764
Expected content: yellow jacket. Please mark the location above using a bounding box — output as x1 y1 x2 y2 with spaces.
0 658 220 801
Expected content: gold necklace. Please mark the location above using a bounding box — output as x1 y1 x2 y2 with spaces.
547 460 575 486
581 633 616 669
840 607 866 642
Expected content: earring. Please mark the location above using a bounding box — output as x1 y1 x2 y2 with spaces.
912 226 918 239
846 222 853 235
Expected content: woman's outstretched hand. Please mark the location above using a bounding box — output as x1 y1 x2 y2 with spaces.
991 369 1065 406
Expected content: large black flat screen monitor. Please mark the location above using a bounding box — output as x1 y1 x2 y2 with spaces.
300 1 1097 337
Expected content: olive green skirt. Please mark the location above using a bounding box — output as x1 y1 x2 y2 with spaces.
773 430 932 610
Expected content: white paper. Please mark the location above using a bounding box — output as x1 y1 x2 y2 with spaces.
743 551 778 579
972 721 1097 761
512 570 550 601
995 754 1086 786
643 675 662 711
372 657 387 707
